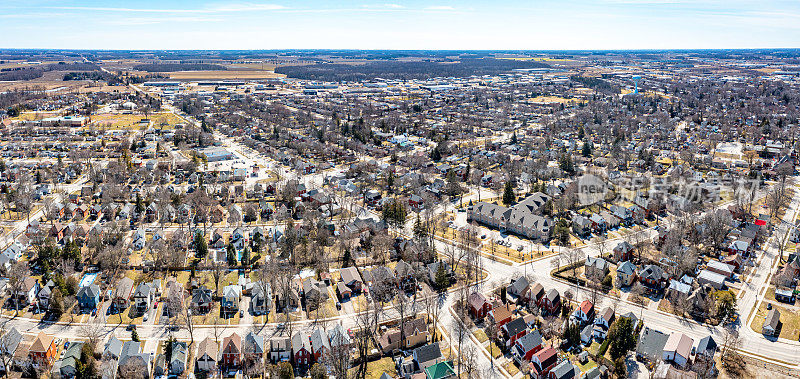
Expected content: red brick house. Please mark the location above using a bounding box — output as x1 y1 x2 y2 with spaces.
29 332 57 368
291 333 313 366
529 346 559 379
221 333 242 368
488 303 514 328
468 292 492 319
542 289 560 315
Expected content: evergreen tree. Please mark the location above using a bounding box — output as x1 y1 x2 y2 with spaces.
226 243 237 266
511 131 518 144
608 317 636 359
242 247 251 266
430 146 442 162
559 153 575 174
413 214 427 241
387 171 395 194
502 182 515 205
49 288 64 318
135 193 144 213
194 232 208 258
277 362 294 379
435 262 449 290
581 140 593 158
342 248 352 267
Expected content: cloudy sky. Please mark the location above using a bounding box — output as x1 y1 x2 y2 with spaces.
2 0 799 50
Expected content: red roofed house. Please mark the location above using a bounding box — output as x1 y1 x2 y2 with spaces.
529 346 559 379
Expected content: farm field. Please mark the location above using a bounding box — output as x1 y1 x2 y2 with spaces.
90 112 185 129
168 70 284 80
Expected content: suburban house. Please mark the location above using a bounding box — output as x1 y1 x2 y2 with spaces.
328 324 352 350
413 343 444 370
196 337 218 373
528 282 545 307
489 303 514 328
170 341 188 375
191 287 213 314
243 332 265 365
542 289 561 315
763 309 781 336
507 276 530 303
613 241 634 262
291 332 313 366
113 277 135 311
616 261 637 287
310 328 331 361
29 332 57 368
529 346 559 379
15 278 39 307
222 285 242 315
502 317 529 347
221 333 242 369
76 284 101 313
250 282 271 315
59 341 83 379
378 317 430 353
339 267 364 293
513 330 543 363
133 282 156 315
584 257 610 282
269 337 291 363
548 360 582 379
663 332 693 368
593 307 614 332
572 215 592 237
572 300 595 324
639 265 669 291
0 327 21 372
468 292 492 319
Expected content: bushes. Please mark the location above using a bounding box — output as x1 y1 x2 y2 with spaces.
601 274 613 288
597 338 611 357
552 261 587 287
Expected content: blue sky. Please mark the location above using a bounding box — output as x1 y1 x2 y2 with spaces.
2 0 799 50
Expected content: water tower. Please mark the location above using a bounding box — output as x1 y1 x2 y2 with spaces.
631 75 641 95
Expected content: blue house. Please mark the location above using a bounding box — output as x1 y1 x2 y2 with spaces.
76 284 101 313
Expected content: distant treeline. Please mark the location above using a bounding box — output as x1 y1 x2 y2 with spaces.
570 75 620 94
1 88 47 110
0 68 44 81
132 63 226 72
63 71 120 83
275 58 550 81
0 62 101 81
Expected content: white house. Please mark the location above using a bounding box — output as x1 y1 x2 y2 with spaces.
662 332 693 368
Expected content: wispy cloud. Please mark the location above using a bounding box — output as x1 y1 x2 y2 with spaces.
602 0 697 4
361 3 405 9
424 5 456 11
0 12 67 19
107 16 223 26
50 3 285 14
